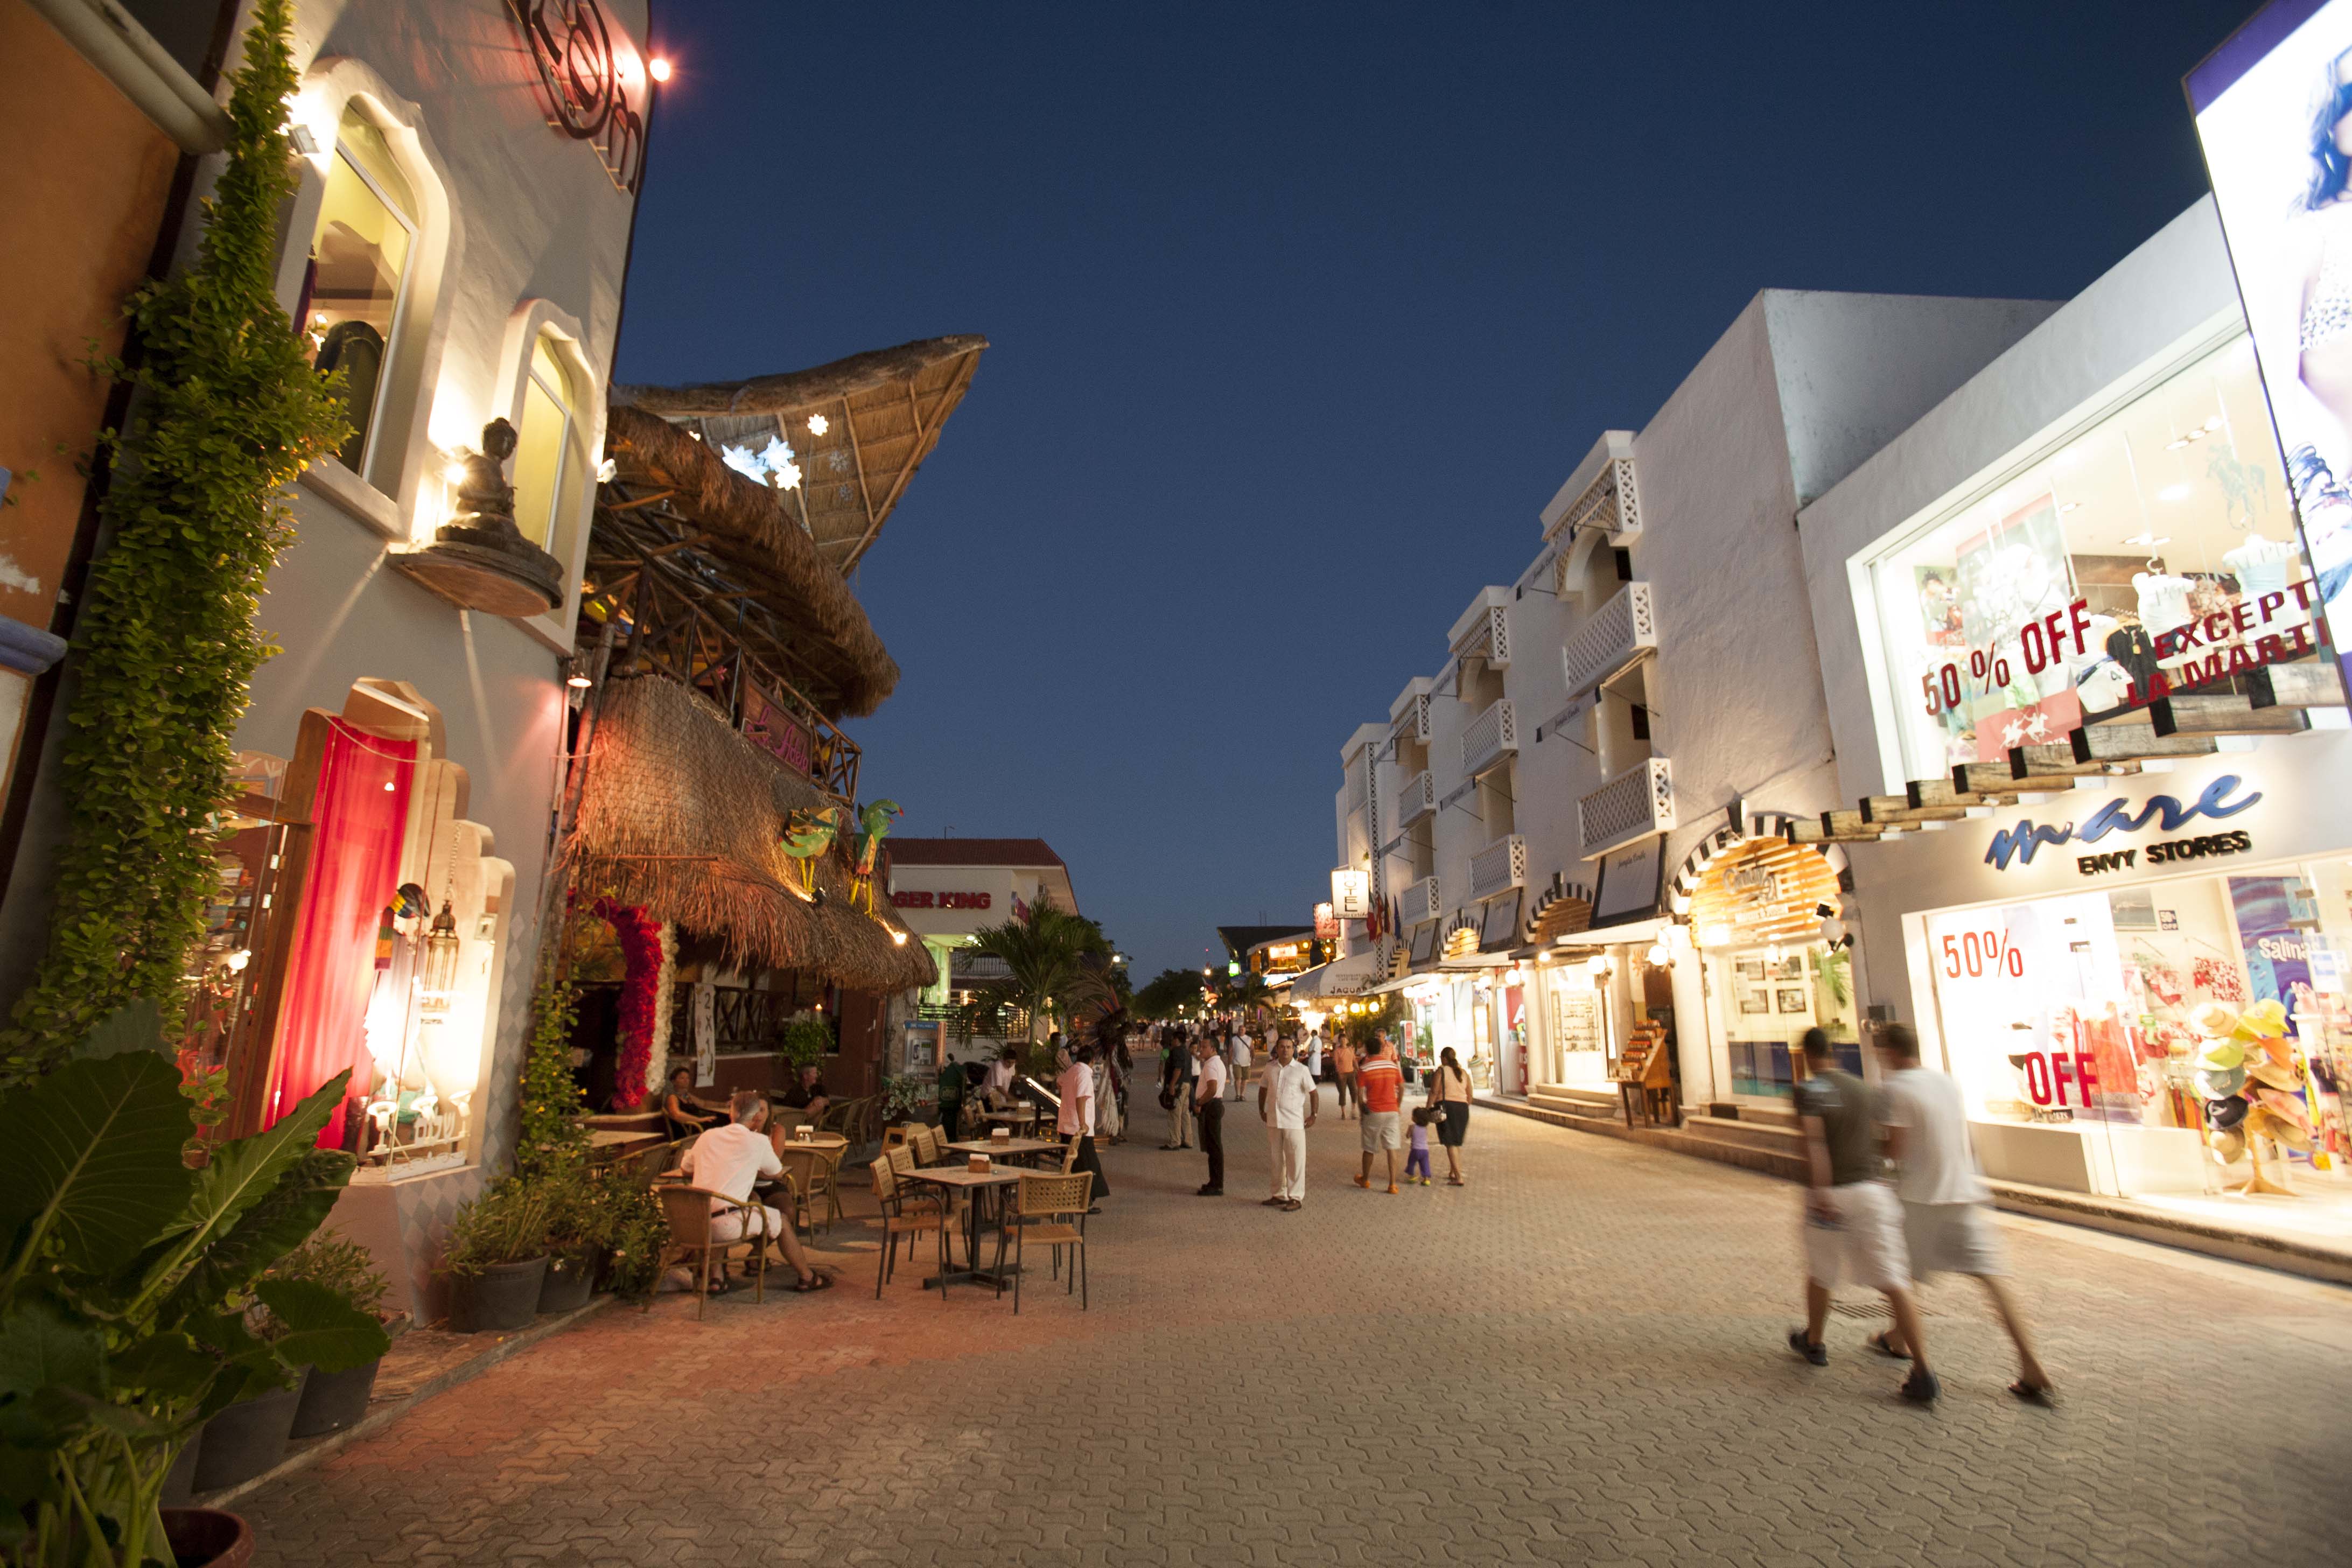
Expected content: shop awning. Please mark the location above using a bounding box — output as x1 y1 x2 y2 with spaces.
1544 915 1676 952
566 674 936 994
1283 953 1381 1000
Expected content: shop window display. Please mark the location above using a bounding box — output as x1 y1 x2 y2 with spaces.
1868 338 2318 781
1543 960 1613 1088
1920 860 2352 1238
1710 943 1859 1098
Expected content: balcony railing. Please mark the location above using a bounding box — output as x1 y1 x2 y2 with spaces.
1469 835 1527 903
1462 699 1517 780
1578 756 1676 859
1394 769 1436 835
1561 581 1657 698
1402 874 1442 927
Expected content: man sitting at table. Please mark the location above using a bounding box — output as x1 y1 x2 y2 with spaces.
677 1091 834 1294
779 1063 830 1121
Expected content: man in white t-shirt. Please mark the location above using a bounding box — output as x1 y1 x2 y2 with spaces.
1304 1030 1324 1081
1057 1046 1108 1207
1229 1031 1251 1100
1256 1037 1319 1210
677 1091 830 1293
1872 1024 2053 1401
1192 1035 1229 1196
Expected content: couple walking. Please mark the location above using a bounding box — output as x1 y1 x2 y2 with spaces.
1789 1024 2054 1406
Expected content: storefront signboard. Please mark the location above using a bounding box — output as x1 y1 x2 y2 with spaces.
2190 1 2352 698
890 889 992 909
1592 838 1663 924
1331 867 1370 920
1314 901 1338 941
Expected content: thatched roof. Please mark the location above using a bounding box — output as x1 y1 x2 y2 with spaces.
613 335 985 573
598 405 899 719
566 674 936 993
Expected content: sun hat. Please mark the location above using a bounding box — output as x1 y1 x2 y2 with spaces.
2246 1059 2301 1093
2194 1039 2246 1071
2202 1094 2249 1132
2234 999 2290 1041
2188 1000 2239 1038
2206 1126 2246 1165
2194 1066 2248 1100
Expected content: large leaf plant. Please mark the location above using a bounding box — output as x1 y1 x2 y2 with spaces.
0 1021 386 1567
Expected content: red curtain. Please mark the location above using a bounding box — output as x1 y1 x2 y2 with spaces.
268 723 415 1144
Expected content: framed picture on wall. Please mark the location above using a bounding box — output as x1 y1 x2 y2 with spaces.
1738 991 1770 1016
1773 957 1804 981
1735 959 1766 981
1775 987 1807 1014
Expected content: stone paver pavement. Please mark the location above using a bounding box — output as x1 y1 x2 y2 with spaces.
243 1099 2352 1567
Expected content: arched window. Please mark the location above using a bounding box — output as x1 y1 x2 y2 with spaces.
510 332 585 551
303 104 418 482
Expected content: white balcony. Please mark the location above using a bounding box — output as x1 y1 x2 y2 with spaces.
1461 698 1518 780
1560 581 1657 698
1541 432 1642 543
1578 756 1676 859
1402 874 1442 927
1469 835 1527 903
1393 769 1436 835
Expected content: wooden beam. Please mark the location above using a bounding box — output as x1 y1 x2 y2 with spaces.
2067 721 2217 765
2149 693 2312 738
839 349 978 572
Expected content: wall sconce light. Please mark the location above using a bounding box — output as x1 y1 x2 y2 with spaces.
1645 941 1671 969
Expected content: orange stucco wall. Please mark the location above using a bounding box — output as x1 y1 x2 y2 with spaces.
0 6 183 631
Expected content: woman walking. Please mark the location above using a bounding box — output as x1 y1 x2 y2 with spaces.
1430 1046 1472 1186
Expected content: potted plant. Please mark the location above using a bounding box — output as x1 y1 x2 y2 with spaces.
266 1235 403 1438
0 1021 387 1567
442 1178 551 1332
534 1167 598 1314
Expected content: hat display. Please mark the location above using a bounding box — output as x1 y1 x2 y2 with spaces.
2233 999 2290 1041
2194 1039 2246 1072
2246 1059 2301 1094
2203 1094 2249 1132
2188 1000 2239 1039
2194 1066 2248 1100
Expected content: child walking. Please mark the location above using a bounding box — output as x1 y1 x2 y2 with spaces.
1404 1108 1434 1185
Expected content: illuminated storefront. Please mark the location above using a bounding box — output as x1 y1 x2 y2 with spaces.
1688 841 1856 1100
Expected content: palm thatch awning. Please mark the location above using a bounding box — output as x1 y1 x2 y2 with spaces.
598 406 899 720
614 335 985 575
566 674 935 993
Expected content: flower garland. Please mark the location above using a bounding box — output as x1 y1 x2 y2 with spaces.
646 920 677 1094
591 897 664 1110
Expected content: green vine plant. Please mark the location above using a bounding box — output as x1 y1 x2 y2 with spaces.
0 0 350 1086
514 971 587 1182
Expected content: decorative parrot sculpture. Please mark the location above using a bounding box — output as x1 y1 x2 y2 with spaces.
850 799 901 912
778 804 843 895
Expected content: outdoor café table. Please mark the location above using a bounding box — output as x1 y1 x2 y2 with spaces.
946 1136 1061 1168
978 1106 1039 1129
903 1164 1026 1290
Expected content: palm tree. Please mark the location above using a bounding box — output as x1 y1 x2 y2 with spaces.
965 894 1114 1048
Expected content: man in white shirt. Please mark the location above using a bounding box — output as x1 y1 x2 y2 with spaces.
677 1091 830 1292
1229 1031 1251 1100
1192 1034 1228 1196
1305 1030 1324 1081
1256 1036 1319 1210
1872 1024 2053 1401
1058 1044 1109 1206
984 1046 1018 1105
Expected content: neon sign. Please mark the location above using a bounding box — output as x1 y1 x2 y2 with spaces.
1983 774 2263 871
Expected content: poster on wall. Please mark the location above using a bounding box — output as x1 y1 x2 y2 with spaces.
692 979 716 1086
2190 2 2352 694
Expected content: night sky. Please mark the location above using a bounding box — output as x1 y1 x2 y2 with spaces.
613 0 2259 978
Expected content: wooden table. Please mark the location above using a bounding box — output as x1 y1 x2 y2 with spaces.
947 1136 1062 1168
978 1106 1039 1126
904 1164 1027 1290
588 1129 663 1161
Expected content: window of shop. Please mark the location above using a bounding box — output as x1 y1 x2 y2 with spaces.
1691 840 1856 1098
1543 958 1614 1088
305 105 418 481
512 332 585 551
1919 858 2351 1231
1865 336 2311 782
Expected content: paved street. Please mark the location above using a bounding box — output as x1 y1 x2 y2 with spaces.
244 1104 2352 1568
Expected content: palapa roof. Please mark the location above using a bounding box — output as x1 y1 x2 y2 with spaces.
614 335 986 575
567 674 936 993
598 404 899 719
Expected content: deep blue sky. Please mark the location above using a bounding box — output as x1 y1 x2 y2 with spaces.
614 0 2257 978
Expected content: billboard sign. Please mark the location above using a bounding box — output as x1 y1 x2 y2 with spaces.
1330 868 1370 920
2190 0 2352 696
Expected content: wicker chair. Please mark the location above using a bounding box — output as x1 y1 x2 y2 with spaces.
656 1183 775 1321
997 1172 1093 1313
869 1158 955 1301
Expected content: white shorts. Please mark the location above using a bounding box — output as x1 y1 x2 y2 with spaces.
1800 1183 1909 1293
1901 1200 2007 1279
1360 1111 1402 1151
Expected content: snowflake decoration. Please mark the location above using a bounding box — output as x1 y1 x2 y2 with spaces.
807 413 830 436
718 435 801 490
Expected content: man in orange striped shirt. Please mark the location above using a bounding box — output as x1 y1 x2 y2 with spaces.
1351 1035 1406 1194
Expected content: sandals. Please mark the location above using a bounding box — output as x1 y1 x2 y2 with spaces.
793 1269 836 1294
1866 1331 1911 1361
2008 1380 2056 1405
1446 1177 1465 1187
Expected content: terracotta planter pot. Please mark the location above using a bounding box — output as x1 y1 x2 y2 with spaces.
537 1253 595 1314
447 1257 548 1333
162 1508 254 1568
289 1356 381 1439
191 1374 305 1492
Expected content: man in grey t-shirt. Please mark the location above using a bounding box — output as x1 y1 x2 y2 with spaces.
1787 1028 1937 1403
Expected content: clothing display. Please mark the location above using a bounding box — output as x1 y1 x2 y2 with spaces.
2133 570 2194 643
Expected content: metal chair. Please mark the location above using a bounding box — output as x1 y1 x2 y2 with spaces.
997 1172 1093 1313
869 1158 954 1302
655 1184 774 1321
